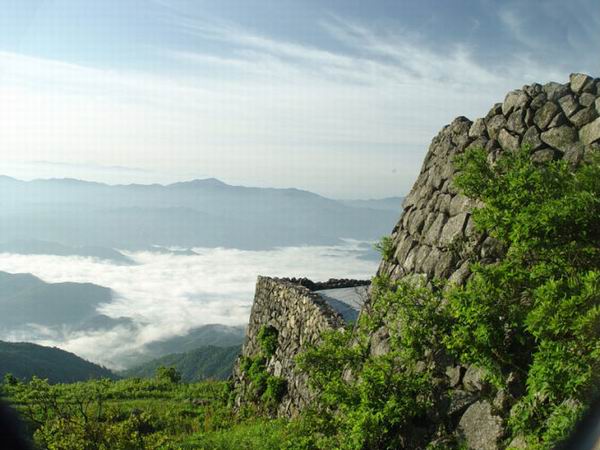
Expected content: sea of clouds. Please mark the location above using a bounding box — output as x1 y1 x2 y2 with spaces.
0 241 378 369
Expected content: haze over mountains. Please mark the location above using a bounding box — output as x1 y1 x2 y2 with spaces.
0 175 398 373
0 176 401 250
0 271 116 330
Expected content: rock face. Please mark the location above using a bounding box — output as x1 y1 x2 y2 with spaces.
232 277 369 417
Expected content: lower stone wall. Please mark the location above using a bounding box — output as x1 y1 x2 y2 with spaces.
232 276 351 417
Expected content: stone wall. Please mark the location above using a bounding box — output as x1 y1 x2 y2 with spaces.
369 73 600 449
377 73 600 288
232 276 368 417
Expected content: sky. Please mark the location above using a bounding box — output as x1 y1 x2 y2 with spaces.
1 0 599 198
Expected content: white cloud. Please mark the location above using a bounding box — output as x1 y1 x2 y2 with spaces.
0 241 378 369
0 15 575 197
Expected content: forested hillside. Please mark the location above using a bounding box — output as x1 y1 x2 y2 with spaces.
0 341 116 383
122 345 240 382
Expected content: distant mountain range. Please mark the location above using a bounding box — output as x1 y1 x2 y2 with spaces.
122 345 241 382
0 176 401 250
0 341 116 383
340 197 404 211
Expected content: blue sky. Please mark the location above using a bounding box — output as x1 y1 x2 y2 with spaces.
1 0 599 198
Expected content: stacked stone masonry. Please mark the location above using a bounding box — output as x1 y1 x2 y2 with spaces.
378 73 600 288
232 277 369 417
374 73 600 449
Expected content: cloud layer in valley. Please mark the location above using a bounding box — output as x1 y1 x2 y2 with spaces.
0 241 378 369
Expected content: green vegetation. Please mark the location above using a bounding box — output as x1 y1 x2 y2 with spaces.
122 345 241 382
374 235 395 262
293 282 445 449
257 325 279 357
0 341 117 383
0 369 286 449
447 146 600 448
3 147 597 449
239 325 287 411
286 146 599 449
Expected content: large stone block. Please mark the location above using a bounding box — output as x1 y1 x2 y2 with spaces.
502 90 530 116
540 125 578 152
579 117 600 145
458 401 505 450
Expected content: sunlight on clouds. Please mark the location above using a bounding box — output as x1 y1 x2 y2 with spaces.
0 241 378 368
0 13 571 197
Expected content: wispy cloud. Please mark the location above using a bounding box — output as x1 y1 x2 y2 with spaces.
0 12 577 197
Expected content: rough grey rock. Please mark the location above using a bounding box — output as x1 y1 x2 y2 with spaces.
445 365 463 387
498 128 520 151
530 92 547 110
579 92 596 107
459 401 504 450
370 326 391 356
502 90 530 116
558 94 580 117
564 142 585 166
507 109 526 134
548 111 567 128
544 82 570 101
232 277 368 417
531 148 557 163
534 102 560 129
580 117 600 145
570 73 594 94
439 213 468 247
469 118 487 138
540 125 578 152
447 389 478 417
486 115 507 140
463 366 489 393
570 107 599 128
522 126 543 150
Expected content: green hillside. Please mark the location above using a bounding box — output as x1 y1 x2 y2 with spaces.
0 341 117 383
122 345 241 382
0 271 112 328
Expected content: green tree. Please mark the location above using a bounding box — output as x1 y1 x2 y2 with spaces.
155 366 182 384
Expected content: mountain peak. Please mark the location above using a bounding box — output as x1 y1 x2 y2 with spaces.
168 178 228 188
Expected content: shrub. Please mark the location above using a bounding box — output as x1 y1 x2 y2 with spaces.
374 236 395 262
155 366 182 384
258 325 279 358
262 376 287 406
445 146 600 448
293 146 600 449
